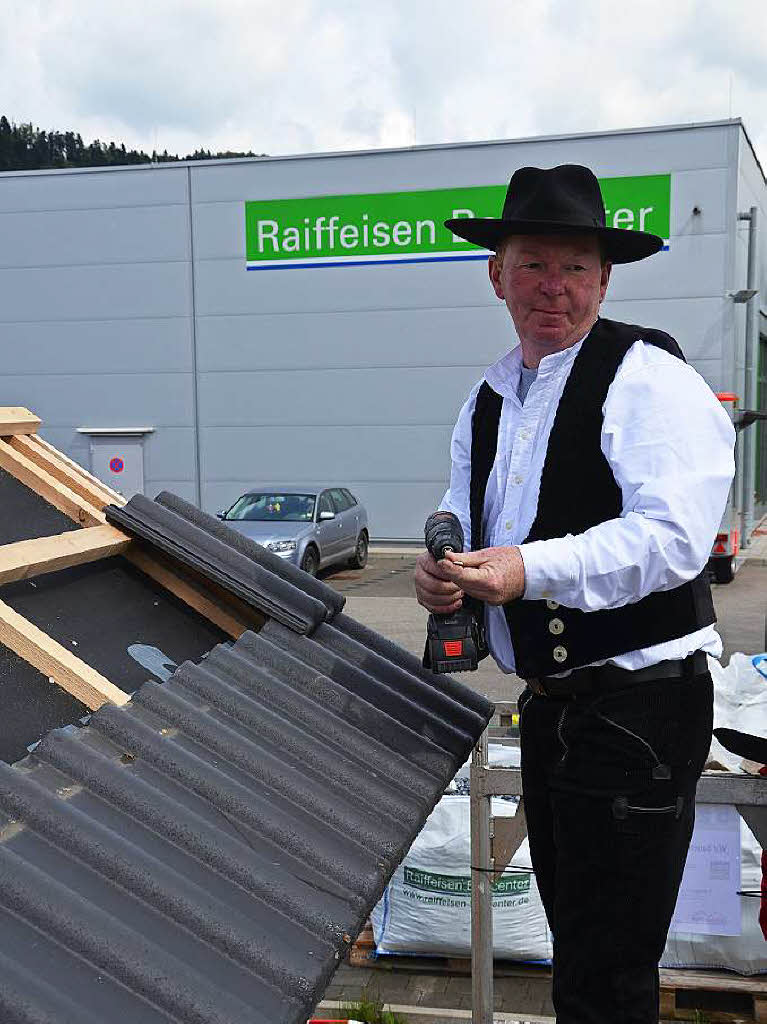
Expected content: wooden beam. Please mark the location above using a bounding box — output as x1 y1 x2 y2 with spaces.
0 408 42 437
0 439 105 526
9 434 119 511
0 525 132 586
0 598 130 709
29 435 126 505
125 546 260 640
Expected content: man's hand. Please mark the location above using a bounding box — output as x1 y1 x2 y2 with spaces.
439 546 525 605
414 551 464 614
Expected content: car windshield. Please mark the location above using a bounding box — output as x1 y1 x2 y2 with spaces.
224 493 316 522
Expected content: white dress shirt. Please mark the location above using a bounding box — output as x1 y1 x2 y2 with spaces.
440 333 736 675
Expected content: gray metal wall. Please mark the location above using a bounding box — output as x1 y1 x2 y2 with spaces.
0 166 199 502
1 120 761 540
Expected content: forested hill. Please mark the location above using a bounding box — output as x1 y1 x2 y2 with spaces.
0 116 264 171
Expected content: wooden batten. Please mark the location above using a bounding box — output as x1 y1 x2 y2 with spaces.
0 408 42 437
0 525 132 586
0 598 130 710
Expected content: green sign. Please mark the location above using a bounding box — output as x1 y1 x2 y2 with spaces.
403 866 531 896
244 174 670 270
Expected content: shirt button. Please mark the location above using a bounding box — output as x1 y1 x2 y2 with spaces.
519 429 531 440
552 645 568 664
549 618 565 635
546 600 560 610
513 475 523 486
505 519 513 531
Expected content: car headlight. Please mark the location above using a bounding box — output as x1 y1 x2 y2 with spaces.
266 540 297 553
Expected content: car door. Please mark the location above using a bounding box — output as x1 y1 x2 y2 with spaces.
314 490 342 563
329 487 357 557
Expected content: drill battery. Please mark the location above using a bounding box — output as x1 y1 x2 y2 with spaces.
426 606 484 674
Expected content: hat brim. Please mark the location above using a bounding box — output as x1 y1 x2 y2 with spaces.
444 217 664 264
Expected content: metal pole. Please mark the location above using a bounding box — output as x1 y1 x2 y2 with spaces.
470 728 493 1024
739 207 759 546
186 165 204 509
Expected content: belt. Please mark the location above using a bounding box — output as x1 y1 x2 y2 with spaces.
525 650 708 698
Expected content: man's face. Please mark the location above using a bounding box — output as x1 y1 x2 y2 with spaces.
488 234 610 355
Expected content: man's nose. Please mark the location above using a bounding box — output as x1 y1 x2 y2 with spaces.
539 273 565 294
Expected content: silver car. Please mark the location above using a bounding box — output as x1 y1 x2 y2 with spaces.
217 486 369 577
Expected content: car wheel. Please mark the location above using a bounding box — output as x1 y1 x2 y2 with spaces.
711 555 734 584
300 546 320 577
349 531 368 569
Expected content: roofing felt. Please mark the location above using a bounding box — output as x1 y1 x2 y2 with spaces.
0 623 493 1024
0 474 227 764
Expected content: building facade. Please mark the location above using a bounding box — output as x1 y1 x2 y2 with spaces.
1 119 764 541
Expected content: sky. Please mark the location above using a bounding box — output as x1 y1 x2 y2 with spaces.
2 0 767 165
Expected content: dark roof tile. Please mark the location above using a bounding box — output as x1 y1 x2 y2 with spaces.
0 489 494 1022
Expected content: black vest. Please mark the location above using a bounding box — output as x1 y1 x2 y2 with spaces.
470 317 715 678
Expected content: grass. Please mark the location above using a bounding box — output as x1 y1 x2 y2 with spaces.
338 991 410 1024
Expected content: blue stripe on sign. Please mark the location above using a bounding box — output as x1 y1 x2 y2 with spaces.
246 253 490 271
246 247 669 270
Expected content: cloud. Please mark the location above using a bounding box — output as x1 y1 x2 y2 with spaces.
1 0 765 165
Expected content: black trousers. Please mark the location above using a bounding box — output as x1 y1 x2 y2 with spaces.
518 668 713 1023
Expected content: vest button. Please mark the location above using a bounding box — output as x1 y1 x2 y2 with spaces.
552 645 568 663
548 618 565 635
546 600 560 610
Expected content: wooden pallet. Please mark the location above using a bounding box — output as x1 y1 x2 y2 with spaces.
0 407 263 710
350 925 767 1022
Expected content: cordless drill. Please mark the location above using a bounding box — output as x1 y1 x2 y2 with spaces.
423 511 487 674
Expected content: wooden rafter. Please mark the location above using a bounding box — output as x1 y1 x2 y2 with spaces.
0 408 42 437
31 434 125 504
0 525 132 586
0 439 105 526
9 434 122 511
0 598 130 709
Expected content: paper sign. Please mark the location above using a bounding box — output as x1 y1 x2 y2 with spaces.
670 803 741 936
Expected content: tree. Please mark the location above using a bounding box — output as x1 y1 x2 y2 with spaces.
0 115 266 171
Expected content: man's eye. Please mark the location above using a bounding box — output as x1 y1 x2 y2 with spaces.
566 264 587 272
522 262 542 269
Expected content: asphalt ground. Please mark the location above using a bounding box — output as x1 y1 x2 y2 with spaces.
320 554 767 705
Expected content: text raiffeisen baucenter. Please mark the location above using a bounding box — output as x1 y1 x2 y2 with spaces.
253 205 659 255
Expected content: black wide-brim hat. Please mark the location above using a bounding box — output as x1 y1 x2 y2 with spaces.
445 164 663 265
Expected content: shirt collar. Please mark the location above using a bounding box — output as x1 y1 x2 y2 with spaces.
485 333 590 400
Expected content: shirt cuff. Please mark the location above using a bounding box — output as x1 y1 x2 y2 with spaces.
518 537 580 601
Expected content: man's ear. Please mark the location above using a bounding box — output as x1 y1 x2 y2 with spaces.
599 261 612 304
488 256 505 300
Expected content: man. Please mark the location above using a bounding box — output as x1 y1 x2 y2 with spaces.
414 165 735 1023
